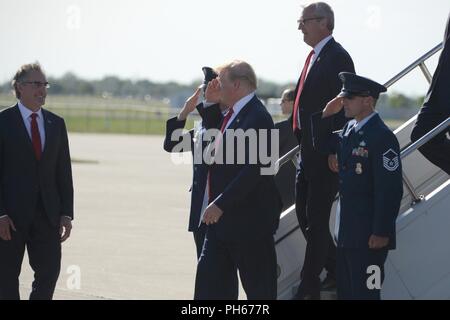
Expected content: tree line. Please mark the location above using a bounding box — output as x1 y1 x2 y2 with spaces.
0 72 292 101
0 72 423 109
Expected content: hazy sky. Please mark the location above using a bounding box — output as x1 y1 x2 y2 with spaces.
1 0 448 95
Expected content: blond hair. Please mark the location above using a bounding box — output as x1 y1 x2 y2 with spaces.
217 60 257 90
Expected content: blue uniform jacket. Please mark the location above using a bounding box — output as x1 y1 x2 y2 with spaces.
312 112 403 249
163 103 221 232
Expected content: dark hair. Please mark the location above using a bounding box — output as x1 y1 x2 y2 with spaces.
282 88 296 101
11 62 44 98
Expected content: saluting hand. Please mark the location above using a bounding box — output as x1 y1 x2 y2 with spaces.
368 235 389 249
0 216 16 241
204 79 221 104
178 87 203 121
202 203 223 225
322 96 344 118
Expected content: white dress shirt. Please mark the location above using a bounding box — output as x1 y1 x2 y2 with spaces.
221 91 255 131
18 101 46 150
308 35 333 73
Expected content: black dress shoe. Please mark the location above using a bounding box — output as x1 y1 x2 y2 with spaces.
291 292 320 300
321 275 337 291
291 283 321 300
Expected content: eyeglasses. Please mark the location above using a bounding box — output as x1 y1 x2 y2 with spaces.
297 16 324 27
345 94 370 100
20 81 50 89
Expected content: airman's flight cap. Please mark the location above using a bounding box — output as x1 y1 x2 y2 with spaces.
202 67 218 87
337 72 387 99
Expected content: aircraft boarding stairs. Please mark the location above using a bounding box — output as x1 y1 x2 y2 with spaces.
274 43 450 300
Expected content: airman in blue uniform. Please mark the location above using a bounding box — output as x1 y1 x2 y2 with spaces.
311 72 403 299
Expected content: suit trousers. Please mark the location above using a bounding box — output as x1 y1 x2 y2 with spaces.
337 248 388 300
193 223 207 260
194 228 276 300
295 164 338 293
411 123 450 175
0 198 61 300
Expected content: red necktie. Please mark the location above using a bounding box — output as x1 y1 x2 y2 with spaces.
293 49 315 130
31 113 42 160
207 108 234 203
219 108 234 133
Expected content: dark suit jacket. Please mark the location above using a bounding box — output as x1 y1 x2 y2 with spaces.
0 104 74 231
312 112 403 249
274 117 297 211
163 103 221 232
276 116 298 157
414 14 450 133
208 95 283 242
292 37 355 180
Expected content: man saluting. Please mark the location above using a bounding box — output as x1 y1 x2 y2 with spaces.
312 72 403 300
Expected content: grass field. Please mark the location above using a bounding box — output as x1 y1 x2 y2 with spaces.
0 93 197 134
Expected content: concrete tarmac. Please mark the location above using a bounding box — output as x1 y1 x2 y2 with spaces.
19 133 199 300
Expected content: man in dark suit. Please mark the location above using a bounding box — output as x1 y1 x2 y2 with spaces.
312 72 403 299
292 2 355 299
411 12 450 175
275 88 297 211
0 63 74 300
194 60 282 300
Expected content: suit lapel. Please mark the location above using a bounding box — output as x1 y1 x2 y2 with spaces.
209 96 255 162
12 104 37 159
291 40 336 119
342 132 359 163
41 109 55 160
341 122 354 163
226 95 255 131
358 113 381 135
303 38 336 88
341 114 381 163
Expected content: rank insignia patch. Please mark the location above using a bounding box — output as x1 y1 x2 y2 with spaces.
383 149 399 171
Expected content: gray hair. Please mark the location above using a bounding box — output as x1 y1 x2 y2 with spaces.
11 62 44 98
304 2 334 31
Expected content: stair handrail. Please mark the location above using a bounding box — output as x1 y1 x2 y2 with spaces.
275 42 443 174
401 117 450 160
384 43 443 87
